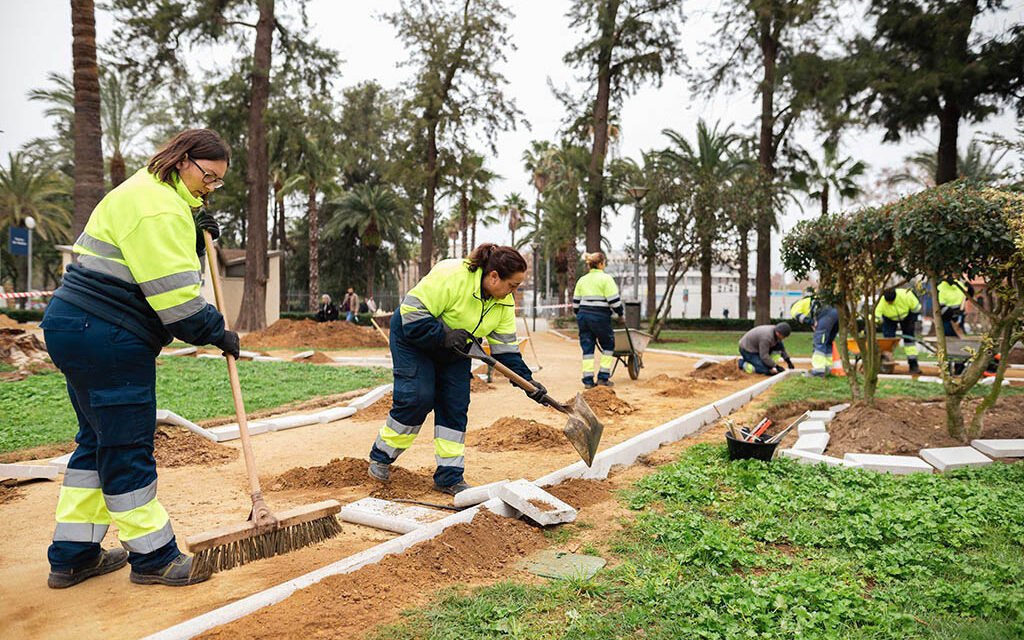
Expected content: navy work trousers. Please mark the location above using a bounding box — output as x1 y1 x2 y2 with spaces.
42 298 179 573
577 312 614 382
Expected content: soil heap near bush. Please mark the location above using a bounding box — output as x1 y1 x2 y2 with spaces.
241 319 386 349
469 417 569 451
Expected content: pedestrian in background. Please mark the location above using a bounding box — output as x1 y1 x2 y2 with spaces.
316 294 338 322
341 287 359 322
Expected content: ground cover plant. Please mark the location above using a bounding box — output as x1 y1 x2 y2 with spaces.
0 358 389 453
373 445 1024 639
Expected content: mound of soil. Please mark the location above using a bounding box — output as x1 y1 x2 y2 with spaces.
1007 347 1024 365
825 396 1024 457
470 376 496 392
0 314 20 329
242 319 386 349
690 360 748 381
577 386 635 416
764 400 848 428
201 510 546 640
153 427 237 467
547 478 611 508
304 351 336 364
0 484 24 505
643 373 715 398
269 456 436 500
469 417 569 452
355 393 393 422
0 328 55 379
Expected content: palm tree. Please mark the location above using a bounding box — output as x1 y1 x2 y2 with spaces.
890 140 1011 188
70 0 104 238
324 184 410 298
0 153 72 241
499 193 529 247
661 120 747 318
793 138 868 216
442 152 498 257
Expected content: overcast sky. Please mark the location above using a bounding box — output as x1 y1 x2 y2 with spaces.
2 0 1022 275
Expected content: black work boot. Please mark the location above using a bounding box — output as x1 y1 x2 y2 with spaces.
908 359 922 375
582 378 596 389
368 461 391 482
48 547 128 589
597 379 615 387
434 480 473 496
130 553 211 587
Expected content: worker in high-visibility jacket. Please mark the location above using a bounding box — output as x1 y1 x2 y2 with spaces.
572 252 625 388
789 289 838 377
937 277 974 337
875 287 923 374
41 129 238 589
368 244 547 495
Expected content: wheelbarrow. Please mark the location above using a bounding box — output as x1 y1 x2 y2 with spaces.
609 326 654 380
846 337 902 374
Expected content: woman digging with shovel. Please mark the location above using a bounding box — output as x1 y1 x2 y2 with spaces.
367 244 550 495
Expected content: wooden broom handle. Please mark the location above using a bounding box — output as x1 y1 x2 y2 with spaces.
203 231 275 527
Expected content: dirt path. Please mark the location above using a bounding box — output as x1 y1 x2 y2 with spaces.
0 330 763 640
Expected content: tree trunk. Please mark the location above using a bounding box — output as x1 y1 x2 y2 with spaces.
366 248 377 299
755 18 778 325
584 0 618 253
109 150 126 188
471 210 478 252
307 182 319 312
644 203 657 320
820 183 829 217
420 124 439 276
936 100 961 185
70 0 104 239
945 390 967 441
235 0 274 331
699 228 712 318
460 192 469 257
738 227 750 319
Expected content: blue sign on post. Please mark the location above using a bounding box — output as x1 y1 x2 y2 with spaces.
9 227 29 256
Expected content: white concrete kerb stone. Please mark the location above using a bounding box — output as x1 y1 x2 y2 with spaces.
453 479 510 508
920 447 993 472
347 384 393 410
339 498 450 534
792 433 830 455
797 420 827 435
843 453 934 475
806 410 835 422
495 480 576 526
779 449 860 468
0 463 59 480
971 439 1024 458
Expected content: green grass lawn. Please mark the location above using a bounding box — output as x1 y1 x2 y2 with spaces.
373 445 1024 639
0 358 389 453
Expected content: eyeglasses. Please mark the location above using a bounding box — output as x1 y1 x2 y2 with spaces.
189 157 225 189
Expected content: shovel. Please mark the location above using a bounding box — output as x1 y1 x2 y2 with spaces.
461 340 604 466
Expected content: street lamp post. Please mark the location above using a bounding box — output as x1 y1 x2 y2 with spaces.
624 186 649 304
24 216 36 295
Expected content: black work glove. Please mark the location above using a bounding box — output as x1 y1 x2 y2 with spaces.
215 330 240 359
196 211 221 241
784 357 795 370
526 380 548 405
442 328 473 353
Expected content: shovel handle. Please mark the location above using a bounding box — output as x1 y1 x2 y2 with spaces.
463 341 568 414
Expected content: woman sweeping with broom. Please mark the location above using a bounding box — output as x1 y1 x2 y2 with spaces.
41 129 237 588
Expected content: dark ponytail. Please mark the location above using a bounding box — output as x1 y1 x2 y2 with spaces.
466 243 527 279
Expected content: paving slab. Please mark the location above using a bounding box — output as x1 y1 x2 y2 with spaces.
920 446 993 472
792 432 830 455
797 420 827 435
263 414 321 431
779 449 859 468
693 358 720 370
494 479 576 526
162 346 197 357
48 452 72 473
453 479 510 508
290 351 315 361
517 550 606 580
971 439 1024 458
0 463 60 480
843 453 934 474
317 407 358 424
806 410 836 422
339 497 449 534
207 422 270 442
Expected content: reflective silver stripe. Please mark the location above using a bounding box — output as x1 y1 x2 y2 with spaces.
63 468 102 489
372 436 402 459
76 232 124 259
155 297 206 324
606 296 621 305
488 332 517 344
434 425 466 444
599 367 612 373
386 414 421 436
103 480 158 513
121 520 174 554
490 342 519 354
53 522 109 543
139 271 201 297
79 254 136 283
435 455 465 467
401 295 435 324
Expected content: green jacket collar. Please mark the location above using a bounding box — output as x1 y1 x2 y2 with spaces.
145 168 203 208
465 260 514 307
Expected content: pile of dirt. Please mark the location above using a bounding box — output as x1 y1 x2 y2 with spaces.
241 319 386 349
469 417 569 452
0 328 55 379
578 386 635 416
304 351 336 364
825 396 1024 457
764 400 847 428
644 373 715 398
153 427 238 468
547 478 612 508
470 377 496 393
269 456 436 500
690 360 748 381
355 393 393 422
201 510 546 640
0 484 24 505
0 314 20 329
1007 347 1024 365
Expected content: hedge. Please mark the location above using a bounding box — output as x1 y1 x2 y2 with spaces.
0 308 45 323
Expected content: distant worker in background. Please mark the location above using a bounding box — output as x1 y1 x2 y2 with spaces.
790 288 838 377
738 322 795 375
316 294 338 323
875 287 922 374
937 277 974 337
572 252 624 388
722 307 730 319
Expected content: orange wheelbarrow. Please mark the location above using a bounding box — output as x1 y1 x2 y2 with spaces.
846 337 902 374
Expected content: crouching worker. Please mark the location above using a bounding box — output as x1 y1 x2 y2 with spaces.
42 129 238 588
738 322 794 375
790 289 838 377
876 287 922 374
367 244 549 495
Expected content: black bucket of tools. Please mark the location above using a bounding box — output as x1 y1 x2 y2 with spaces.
724 417 784 461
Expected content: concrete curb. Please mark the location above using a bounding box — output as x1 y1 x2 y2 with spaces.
142 372 795 640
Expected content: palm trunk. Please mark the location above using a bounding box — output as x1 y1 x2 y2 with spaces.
699 227 712 318
738 227 750 319
366 248 377 299
460 192 469 257
109 150 126 188
584 0 618 253
235 0 274 331
936 101 960 185
820 184 829 217
755 17 778 325
70 0 105 239
307 183 319 312
421 124 439 274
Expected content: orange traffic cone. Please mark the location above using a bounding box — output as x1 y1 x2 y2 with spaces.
831 343 846 377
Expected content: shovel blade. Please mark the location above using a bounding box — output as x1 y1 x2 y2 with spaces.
562 393 604 466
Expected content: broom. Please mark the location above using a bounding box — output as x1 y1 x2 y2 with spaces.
185 230 342 575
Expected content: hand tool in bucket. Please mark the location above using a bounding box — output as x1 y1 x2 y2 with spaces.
461 339 604 466
185 231 342 574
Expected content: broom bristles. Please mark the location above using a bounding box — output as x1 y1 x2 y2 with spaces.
192 515 343 576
